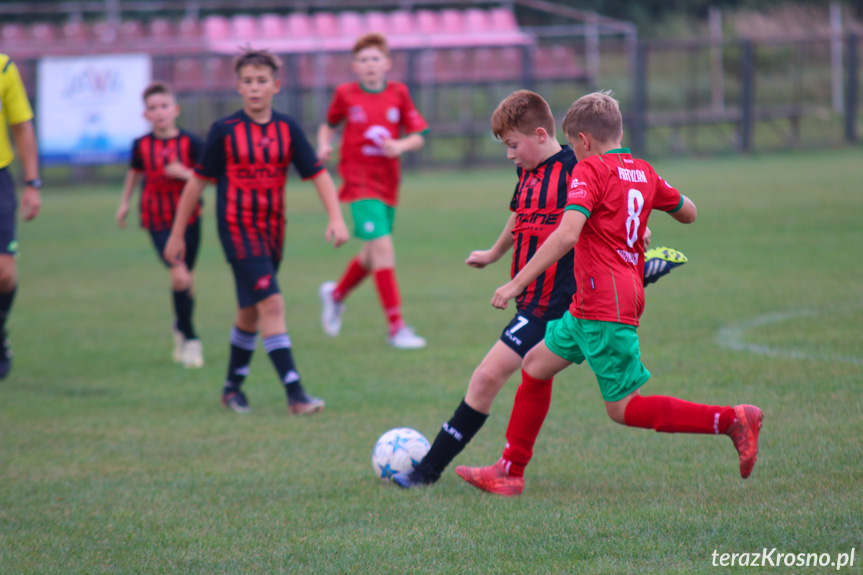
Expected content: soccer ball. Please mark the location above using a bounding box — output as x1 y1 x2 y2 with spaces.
371 427 430 480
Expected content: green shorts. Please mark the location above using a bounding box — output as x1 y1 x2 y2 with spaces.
350 199 395 240
544 312 651 402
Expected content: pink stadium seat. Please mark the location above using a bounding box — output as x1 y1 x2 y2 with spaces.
364 12 388 35
231 15 257 40
464 9 490 34
62 21 89 42
178 18 200 39
285 13 312 38
389 11 414 37
1 24 25 43
173 58 203 92
339 12 365 40
432 49 470 83
260 14 283 39
490 8 518 31
92 21 119 44
533 45 582 79
203 56 234 89
313 12 338 37
439 10 464 34
120 20 143 41
202 16 229 41
30 23 57 43
150 18 174 40
415 10 438 36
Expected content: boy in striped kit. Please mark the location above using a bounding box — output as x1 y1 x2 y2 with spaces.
164 50 348 414
117 82 204 368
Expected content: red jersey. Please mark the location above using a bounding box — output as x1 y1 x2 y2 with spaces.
326 81 428 206
130 130 202 231
510 146 577 320
195 110 323 262
565 149 683 326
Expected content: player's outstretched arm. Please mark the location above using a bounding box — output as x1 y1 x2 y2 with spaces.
316 123 337 163
670 195 697 224
310 170 349 248
10 120 41 221
116 170 142 228
164 176 206 264
491 209 586 310
467 213 515 269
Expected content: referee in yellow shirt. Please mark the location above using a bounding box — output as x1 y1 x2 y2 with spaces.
0 54 42 379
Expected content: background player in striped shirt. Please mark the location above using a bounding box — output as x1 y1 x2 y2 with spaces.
317 33 430 349
457 92 763 496
164 49 348 415
0 53 42 379
117 82 204 368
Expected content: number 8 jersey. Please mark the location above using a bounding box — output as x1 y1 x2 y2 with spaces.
564 148 684 326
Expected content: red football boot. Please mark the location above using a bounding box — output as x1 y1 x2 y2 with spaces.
725 404 764 478
455 460 524 496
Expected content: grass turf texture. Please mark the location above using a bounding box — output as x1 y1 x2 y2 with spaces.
2 148 862 574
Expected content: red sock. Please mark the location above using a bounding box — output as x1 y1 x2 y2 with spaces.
623 394 735 434
333 256 368 302
373 268 403 333
501 370 554 477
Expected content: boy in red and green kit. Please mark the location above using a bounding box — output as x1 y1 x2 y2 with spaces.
317 33 429 349
457 91 763 496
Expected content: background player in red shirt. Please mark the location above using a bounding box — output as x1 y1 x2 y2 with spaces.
317 33 430 349
117 82 204 368
164 50 348 415
457 91 763 496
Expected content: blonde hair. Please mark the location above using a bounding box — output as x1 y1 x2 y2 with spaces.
490 90 555 139
353 33 389 57
562 91 622 144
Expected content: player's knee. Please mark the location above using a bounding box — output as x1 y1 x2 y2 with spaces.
367 237 395 269
0 259 17 292
469 364 507 401
170 267 192 291
604 398 630 425
258 294 285 318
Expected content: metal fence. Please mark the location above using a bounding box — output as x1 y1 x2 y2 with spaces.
9 30 862 176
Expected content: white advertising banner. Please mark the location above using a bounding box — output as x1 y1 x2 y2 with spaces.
37 54 152 164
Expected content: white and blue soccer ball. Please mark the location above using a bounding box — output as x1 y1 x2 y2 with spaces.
371 427 430 480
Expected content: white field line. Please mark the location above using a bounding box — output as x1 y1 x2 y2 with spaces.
717 308 863 366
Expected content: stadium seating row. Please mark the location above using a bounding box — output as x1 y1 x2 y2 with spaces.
1 7 529 57
165 45 583 92
0 7 583 88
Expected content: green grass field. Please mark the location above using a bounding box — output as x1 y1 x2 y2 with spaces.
2 148 862 574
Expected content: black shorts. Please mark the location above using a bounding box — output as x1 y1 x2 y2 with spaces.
499 312 551 358
150 220 201 270
0 168 18 256
230 255 282 309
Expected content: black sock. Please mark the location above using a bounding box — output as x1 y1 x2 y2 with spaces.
173 289 196 340
225 326 257 390
418 399 489 480
263 333 306 401
0 286 17 335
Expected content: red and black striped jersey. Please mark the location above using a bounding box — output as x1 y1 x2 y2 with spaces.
195 110 324 262
509 145 578 320
130 130 202 231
